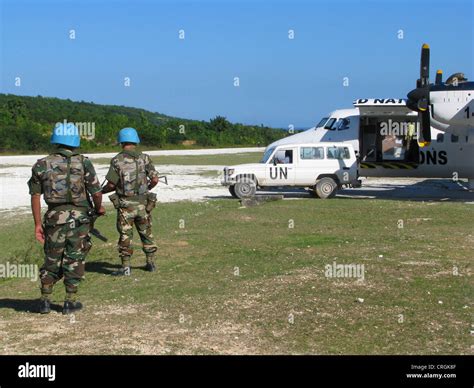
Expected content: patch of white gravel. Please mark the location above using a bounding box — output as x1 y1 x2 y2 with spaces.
0 147 472 215
0 148 264 212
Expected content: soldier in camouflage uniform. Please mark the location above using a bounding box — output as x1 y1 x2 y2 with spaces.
102 127 159 275
28 123 105 314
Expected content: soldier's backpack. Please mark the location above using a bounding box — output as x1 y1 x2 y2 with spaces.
41 153 88 205
112 152 149 197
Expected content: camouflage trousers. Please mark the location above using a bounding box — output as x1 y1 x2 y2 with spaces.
116 198 157 268
41 208 92 299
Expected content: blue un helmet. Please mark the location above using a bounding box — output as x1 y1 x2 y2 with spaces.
50 122 80 148
118 127 140 144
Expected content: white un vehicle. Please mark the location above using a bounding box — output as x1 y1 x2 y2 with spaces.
222 143 360 199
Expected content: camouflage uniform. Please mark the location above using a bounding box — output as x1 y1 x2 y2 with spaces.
106 150 159 268
28 148 101 301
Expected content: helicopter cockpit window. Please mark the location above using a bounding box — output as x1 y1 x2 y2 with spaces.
316 117 329 128
324 118 337 130
336 118 350 130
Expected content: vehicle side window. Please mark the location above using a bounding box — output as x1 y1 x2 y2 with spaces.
327 146 350 159
340 147 351 159
300 147 324 160
327 147 337 159
274 149 294 164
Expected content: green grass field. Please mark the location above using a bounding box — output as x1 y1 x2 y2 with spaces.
0 198 471 355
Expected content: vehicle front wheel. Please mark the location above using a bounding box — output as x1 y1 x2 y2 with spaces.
234 180 257 198
315 177 337 199
228 185 238 198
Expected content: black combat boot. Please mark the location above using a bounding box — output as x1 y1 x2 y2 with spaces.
112 267 131 276
144 262 156 272
62 301 83 315
39 298 51 314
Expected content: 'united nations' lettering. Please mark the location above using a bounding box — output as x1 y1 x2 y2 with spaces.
419 150 448 165
354 98 406 105
269 167 288 180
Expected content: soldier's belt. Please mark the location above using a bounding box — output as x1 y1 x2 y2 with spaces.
71 218 91 228
109 193 148 209
43 215 90 228
117 194 147 200
47 203 88 212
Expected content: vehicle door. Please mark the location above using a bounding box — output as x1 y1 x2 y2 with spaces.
266 147 296 186
326 145 356 184
295 146 326 185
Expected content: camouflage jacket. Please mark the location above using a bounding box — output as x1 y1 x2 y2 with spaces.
106 149 158 197
28 148 101 208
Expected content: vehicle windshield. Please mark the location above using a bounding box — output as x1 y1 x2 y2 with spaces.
260 147 276 163
316 117 329 128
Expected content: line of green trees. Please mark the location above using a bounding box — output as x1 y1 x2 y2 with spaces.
0 94 288 153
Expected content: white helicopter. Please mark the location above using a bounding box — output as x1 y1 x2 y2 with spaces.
268 44 474 189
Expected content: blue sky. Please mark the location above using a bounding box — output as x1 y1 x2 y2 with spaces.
0 0 472 128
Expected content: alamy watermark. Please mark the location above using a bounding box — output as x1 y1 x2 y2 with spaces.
325 261 365 281
54 119 95 140
18 362 55 382
379 120 419 136
0 262 38 282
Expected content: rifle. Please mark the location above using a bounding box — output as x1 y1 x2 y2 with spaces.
148 175 168 190
86 191 108 242
86 208 108 242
